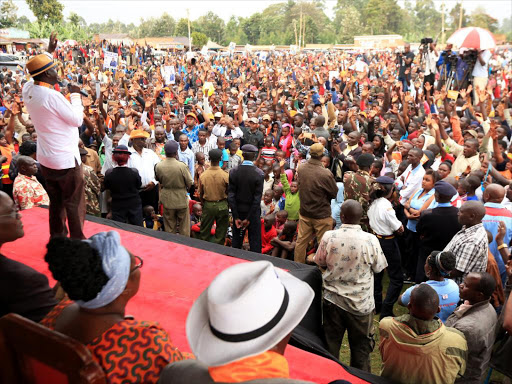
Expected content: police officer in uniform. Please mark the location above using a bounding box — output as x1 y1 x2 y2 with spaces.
368 176 404 319
228 144 264 252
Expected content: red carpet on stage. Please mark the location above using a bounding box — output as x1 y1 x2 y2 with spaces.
2 208 369 384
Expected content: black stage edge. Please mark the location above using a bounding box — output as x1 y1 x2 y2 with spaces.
84 214 391 384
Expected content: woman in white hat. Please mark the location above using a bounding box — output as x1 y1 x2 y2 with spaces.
159 261 315 384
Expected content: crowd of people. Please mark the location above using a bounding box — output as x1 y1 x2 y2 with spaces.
1 32 512 383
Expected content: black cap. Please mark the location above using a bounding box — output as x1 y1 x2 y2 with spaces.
209 148 223 162
112 144 131 155
164 140 179 156
356 153 374 168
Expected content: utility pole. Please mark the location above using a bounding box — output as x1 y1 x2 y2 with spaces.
187 8 192 52
441 2 445 44
298 6 303 49
458 0 464 30
293 20 298 47
302 17 306 48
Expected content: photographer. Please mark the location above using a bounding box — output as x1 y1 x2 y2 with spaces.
436 43 454 90
396 43 415 91
472 49 492 98
420 39 439 92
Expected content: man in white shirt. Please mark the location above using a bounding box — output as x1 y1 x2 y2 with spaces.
421 41 439 91
472 49 492 100
395 147 425 206
22 32 86 239
313 200 387 372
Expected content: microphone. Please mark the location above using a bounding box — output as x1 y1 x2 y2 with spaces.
59 80 89 98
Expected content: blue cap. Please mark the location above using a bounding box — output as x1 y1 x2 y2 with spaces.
434 180 457 197
241 144 258 153
112 145 131 155
375 176 395 184
164 140 179 155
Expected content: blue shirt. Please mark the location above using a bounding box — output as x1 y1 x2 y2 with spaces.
482 202 512 285
181 123 204 147
219 149 229 168
407 188 435 232
178 147 195 179
401 280 459 323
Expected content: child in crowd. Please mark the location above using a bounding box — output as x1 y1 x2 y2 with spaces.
261 135 277 162
142 205 164 231
228 142 242 170
194 152 209 199
190 203 203 238
275 210 288 232
262 165 274 195
459 175 480 202
371 160 384 177
217 137 229 171
321 155 331 169
271 220 298 259
233 137 244 160
273 184 285 211
261 189 277 217
261 214 278 254
278 160 300 221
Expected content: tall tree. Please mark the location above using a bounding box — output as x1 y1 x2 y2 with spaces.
175 18 189 37
470 6 498 32
0 0 17 28
195 11 225 44
26 0 64 24
413 0 441 39
448 2 468 31
336 5 362 43
191 31 207 48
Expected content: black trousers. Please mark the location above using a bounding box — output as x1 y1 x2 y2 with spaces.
374 237 403 318
139 187 159 213
404 229 421 279
112 203 143 227
231 209 261 253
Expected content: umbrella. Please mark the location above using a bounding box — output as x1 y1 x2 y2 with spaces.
447 27 496 50
63 39 78 47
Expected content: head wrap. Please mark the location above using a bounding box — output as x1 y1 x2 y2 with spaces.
76 231 131 309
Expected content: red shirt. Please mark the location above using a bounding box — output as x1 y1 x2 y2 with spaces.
261 220 277 254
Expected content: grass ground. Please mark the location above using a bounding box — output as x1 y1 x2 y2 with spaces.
336 273 508 383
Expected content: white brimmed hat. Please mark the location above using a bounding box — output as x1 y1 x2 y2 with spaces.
186 261 314 367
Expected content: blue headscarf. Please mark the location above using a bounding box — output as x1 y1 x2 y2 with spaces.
76 231 131 309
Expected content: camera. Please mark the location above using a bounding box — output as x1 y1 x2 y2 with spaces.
420 37 433 45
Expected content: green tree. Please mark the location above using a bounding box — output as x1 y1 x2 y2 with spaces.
448 2 468 31
225 16 248 44
16 15 30 28
26 0 64 24
470 7 498 32
242 13 263 44
413 0 441 38
0 0 17 28
175 18 190 37
336 5 362 43
191 31 207 48
195 11 225 44
67 12 86 28
363 0 403 35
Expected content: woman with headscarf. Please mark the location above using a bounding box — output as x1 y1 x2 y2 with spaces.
41 231 187 383
398 250 459 323
278 123 293 159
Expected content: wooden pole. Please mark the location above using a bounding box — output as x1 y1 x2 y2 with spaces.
294 19 298 47
187 8 192 52
441 2 445 44
458 0 464 30
299 6 302 49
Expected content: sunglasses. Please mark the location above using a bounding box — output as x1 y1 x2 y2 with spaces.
130 255 143 273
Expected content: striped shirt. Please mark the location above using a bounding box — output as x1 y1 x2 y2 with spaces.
191 140 217 162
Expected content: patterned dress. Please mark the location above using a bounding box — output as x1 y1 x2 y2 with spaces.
41 300 186 383
343 170 375 231
83 164 101 217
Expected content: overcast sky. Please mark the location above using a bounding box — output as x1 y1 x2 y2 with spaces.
12 0 511 25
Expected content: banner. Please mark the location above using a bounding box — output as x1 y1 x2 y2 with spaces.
228 42 236 52
103 51 119 70
161 65 175 85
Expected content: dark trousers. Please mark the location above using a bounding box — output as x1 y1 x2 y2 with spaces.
112 202 143 227
374 237 403 318
40 163 85 239
231 209 261 253
139 187 159 213
404 229 420 279
323 300 374 372
200 200 229 245
424 73 436 92
415 246 433 283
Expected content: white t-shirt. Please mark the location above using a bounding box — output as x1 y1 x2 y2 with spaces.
472 50 492 78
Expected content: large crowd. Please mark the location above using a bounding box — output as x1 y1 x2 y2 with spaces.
1 32 512 383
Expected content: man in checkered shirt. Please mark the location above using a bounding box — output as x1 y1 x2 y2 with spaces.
444 201 488 284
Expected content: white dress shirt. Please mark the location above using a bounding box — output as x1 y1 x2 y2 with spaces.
101 135 114 175
126 148 160 188
22 81 84 170
368 198 403 236
396 163 425 205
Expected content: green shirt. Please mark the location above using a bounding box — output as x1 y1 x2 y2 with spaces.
280 173 300 221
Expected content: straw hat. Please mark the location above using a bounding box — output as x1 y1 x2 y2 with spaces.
186 261 314 366
25 53 57 78
129 130 150 139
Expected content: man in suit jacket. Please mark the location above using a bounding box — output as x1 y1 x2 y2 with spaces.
0 191 57 322
416 180 462 282
228 145 264 252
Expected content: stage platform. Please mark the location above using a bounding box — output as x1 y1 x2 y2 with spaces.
2 208 389 384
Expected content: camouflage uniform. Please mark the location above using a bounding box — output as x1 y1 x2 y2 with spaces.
343 170 374 232
83 164 101 217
